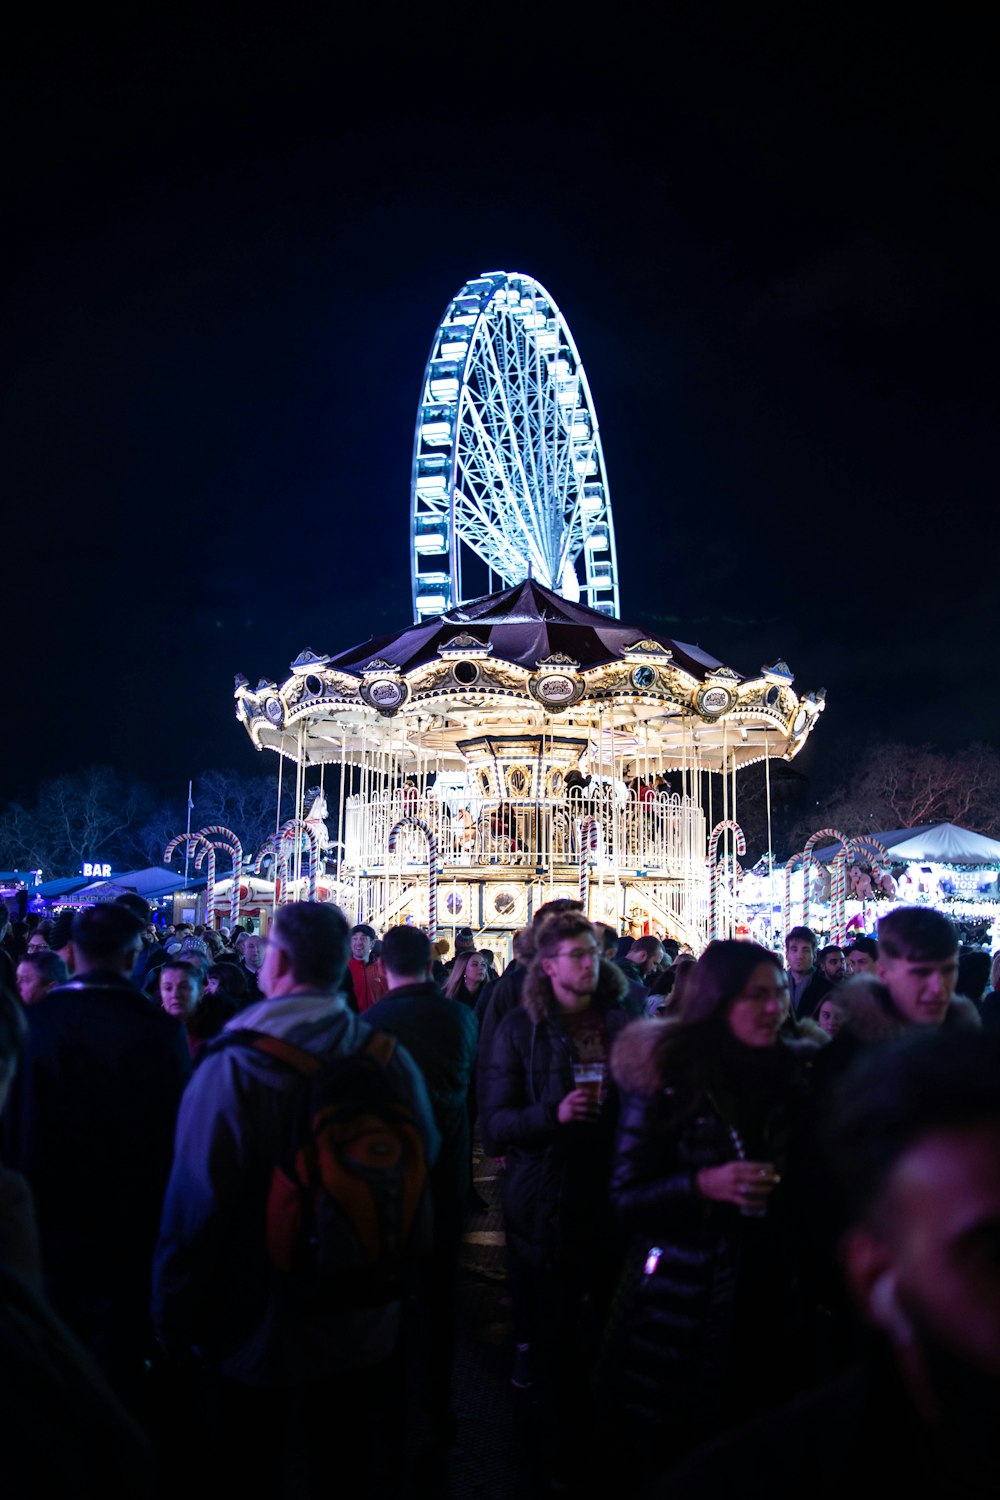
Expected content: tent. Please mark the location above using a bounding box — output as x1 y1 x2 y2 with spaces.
876 823 1000 866
806 825 1000 866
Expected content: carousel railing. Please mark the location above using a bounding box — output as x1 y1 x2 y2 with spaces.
343 787 706 877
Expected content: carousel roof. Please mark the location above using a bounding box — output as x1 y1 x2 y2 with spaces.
326 580 726 680
235 577 824 774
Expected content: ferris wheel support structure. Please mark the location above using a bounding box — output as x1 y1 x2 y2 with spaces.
410 270 620 620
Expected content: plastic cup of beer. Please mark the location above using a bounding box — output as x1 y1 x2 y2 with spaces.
572 1062 605 1107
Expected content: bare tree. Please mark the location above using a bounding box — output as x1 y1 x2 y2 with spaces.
0 767 146 878
788 740 1000 849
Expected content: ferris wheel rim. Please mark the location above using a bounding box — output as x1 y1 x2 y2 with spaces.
410 270 619 623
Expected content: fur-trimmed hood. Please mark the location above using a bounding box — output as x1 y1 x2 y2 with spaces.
610 1017 678 1094
782 1015 829 1056
837 974 981 1044
521 956 627 1025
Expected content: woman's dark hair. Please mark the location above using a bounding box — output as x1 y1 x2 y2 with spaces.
206 962 249 999
160 959 204 988
679 941 782 1028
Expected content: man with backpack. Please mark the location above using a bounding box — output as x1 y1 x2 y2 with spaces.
152 901 439 1497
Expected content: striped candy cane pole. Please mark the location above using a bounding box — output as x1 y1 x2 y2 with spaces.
253 837 289 903
708 821 746 941
165 831 215 921
279 819 320 903
388 816 438 942
829 852 848 944
784 852 806 939
252 837 276 876
577 816 600 915
802 828 851 932
163 833 191 865
193 842 217 927
196 826 244 930
848 836 892 923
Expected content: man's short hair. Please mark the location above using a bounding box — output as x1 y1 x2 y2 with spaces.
50 910 74 950
824 1030 1000 1229
71 905 144 966
114 892 152 926
878 906 958 963
592 922 619 958
785 926 817 950
19 951 69 989
847 936 878 961
533 911 595 963
629 934 664 961
819 945 843 962
351 923 376 942
274 902 350 990
381 925 432 978
531 897 583 929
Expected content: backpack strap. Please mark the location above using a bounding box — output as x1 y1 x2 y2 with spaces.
252 1034 323 1076
362 1031 397 1068
215 1026 397 1075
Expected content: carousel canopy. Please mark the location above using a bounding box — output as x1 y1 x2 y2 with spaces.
327 580 726 681
236 577 824 774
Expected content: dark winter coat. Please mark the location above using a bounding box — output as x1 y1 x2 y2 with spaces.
362 980 478 1242
603 1018 806 1440
2 971 191 1374
809 974 981 1099
481 961 629 1269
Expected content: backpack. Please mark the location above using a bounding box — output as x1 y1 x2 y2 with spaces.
224 1028 432 1305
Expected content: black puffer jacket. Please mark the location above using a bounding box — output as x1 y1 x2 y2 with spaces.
481 961 629 1269
603 1019 805 1438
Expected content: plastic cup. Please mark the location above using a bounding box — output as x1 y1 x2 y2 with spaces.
572 1062 605 1104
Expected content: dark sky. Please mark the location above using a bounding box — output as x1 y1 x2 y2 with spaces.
4 10 995 807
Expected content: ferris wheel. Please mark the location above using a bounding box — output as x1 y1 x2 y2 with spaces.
410 270 619 620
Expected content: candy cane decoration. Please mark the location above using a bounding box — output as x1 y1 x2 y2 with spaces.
164 831 215 923
278 818 320 903
784 851 806 938
194 825 243 930
849 835 891 878
254 836 289 903
802 828 851 931
193 842 217 927
708 820 746 941
827 851 845 945
577 816 600 915
848 836 892 922
388 816 438 941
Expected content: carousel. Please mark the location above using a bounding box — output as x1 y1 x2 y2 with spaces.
233 271 825 954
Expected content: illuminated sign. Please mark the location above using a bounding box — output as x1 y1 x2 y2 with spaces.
83 862 112 878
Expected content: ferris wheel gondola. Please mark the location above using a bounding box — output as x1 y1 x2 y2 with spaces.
410 270 619 620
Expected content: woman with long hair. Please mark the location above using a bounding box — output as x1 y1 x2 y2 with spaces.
443 949 490 1011
600 940 806 1481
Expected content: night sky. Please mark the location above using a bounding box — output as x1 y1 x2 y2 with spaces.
4 11 994 808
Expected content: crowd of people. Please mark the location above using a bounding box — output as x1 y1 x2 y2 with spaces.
0 893 999 1497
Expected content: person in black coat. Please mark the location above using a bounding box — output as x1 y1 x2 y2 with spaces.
599 940 807 1488
363 925 478 1460
481 911 630 1487
2 904 190 1407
